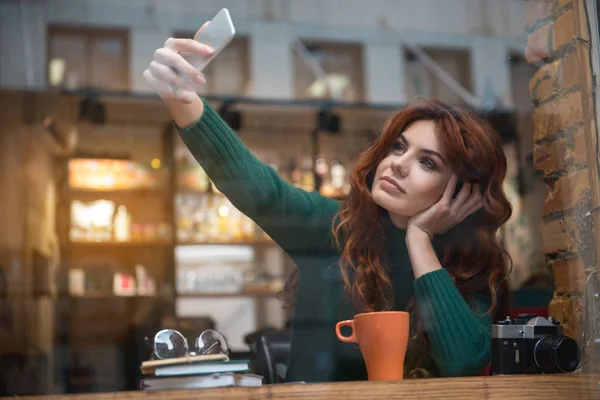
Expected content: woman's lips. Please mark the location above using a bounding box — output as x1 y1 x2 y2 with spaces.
380 176 406 193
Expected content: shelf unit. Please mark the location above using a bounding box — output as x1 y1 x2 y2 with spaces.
176 287 281 298
54 120 290 328
50 96 364 393
175 238 275 246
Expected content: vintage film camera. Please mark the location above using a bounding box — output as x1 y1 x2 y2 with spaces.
491 314 580 374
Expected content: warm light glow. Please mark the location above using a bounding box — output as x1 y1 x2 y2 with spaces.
307 73 351 99
68 158 158 190
49 58 66 87
151 158 161 169
218 205 229 217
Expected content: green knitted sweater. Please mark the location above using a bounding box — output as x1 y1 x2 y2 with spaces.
176 100 492 382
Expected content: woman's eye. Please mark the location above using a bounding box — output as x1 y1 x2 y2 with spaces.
392 143 405 153
421 158 436 170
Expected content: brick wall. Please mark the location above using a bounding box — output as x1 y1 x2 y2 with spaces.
525 0 593 339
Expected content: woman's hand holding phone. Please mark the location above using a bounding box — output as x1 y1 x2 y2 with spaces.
144 9 235 126
143 22 214 104
143 23 214 127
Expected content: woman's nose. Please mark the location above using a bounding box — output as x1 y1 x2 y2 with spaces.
391 157 408 177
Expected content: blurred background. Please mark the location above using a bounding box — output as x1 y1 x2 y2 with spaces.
0 0 598 395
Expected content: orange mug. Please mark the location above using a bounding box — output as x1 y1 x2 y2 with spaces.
335 311 409 381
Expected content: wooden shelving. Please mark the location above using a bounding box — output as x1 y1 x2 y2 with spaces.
66 293 157 299
64 239 172 248
69 187 167 197
175 238 275 246
176 288 280 298
61 238 275 248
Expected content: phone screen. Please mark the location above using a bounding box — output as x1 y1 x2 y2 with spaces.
186 8 236 73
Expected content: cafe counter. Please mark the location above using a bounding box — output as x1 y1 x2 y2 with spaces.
4 374 599 400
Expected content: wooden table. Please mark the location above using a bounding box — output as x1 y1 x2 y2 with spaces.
6 374 599 400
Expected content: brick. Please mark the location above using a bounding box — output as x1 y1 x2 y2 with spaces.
571 128 588 165
553 9 575 51
532 91 583 142
548 293 582 339
543 169 591 217
535 77 560 104
561 51 580 89
533 126 588 179
525 23 552 64
529 63 548 96
558 0 573 9
529 60 560 103
550 256 586 293
525 0 555 31
533 137 570 178
541 216 578 255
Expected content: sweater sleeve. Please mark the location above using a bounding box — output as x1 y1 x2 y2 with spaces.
413 269 492 377
176 99 340 255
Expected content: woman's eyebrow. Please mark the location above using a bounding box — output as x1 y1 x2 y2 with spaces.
398 134 447 165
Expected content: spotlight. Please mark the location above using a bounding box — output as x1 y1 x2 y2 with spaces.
317 109 340 134
218 102 242 130
79 96 106 125
485 111 517 144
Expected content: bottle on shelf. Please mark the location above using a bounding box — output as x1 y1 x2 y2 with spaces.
216 196 233 241
176 195 193 242
323 160 349 198
206 195 220 241
195 165 210 192
315 156 329 195
301 154 315 192
114 205 131 242
228 205 244 242
290 157 303 188
194 196 209 242
277 156 290 185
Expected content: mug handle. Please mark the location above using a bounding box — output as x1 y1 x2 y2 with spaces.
335 320 357 343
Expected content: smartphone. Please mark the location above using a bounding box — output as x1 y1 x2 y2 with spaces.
185 8 236 73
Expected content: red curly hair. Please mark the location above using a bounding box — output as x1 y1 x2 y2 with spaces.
332 99 512 324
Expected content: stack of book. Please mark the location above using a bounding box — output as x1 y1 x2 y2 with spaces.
140 353 262 391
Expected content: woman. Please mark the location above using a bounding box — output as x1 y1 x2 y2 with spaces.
143 27 512 382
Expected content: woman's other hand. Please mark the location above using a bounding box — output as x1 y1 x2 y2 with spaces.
406 174 483 241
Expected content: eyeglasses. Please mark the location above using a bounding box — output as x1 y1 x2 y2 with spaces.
147 329 230 360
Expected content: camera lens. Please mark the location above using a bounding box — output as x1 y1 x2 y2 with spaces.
534 335 580 373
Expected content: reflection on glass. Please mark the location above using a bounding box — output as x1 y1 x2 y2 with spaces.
2 0 600 396
153 329 189 359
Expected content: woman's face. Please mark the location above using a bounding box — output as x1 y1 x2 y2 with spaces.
371 120 453 227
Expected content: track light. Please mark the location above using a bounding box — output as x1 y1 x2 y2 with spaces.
79 96 106 125
316 109 340 134
218 101 242 130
